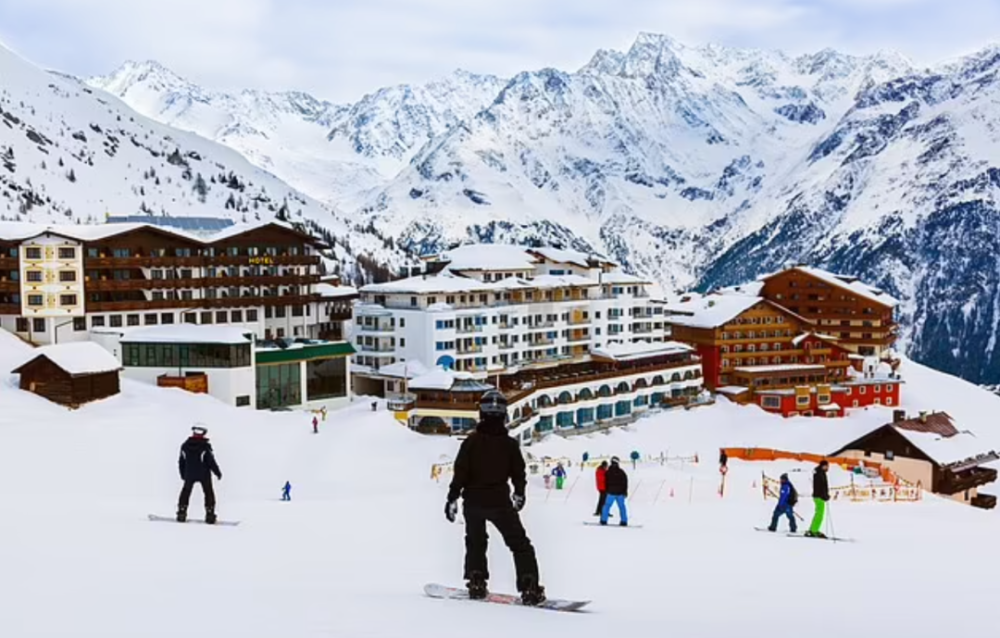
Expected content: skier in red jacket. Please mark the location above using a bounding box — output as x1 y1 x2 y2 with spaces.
593 460 609 516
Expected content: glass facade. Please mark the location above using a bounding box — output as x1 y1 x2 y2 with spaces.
122 342 251 368
306 357 347 401
556 411 574 429
257 364 301 410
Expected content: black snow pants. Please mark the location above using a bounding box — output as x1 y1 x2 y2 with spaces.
594 491 607 516
178 478 216 512
463 503 539 590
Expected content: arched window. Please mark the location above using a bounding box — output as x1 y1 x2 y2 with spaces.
577 388 594 401
558 391 573 405
633 378 648 390
652 375 665 386
537 394 553 408
598 385 613 398
616 381 630 394
671 373 681 382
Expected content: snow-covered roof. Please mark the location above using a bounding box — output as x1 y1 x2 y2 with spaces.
734 364 827 374
663 295 764 329
0 220 317 246
439 244 538 272
408 368 457 391
893 429 997 468
530 247 615 268
717 385 750 395
13 342 121 376
530 274 599 288
361 272 493 295
120 325 253 345
715 281 764 297
599 271 651 285
766 267 899 308
316 283 358 298
374 360 429 379
591 340 693 361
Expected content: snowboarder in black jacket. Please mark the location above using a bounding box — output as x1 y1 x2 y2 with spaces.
177 426 223 524
600 457 629 526
445 389 545 606
806 460 830 538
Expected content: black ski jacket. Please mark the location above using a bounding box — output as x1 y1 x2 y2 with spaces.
604 465 629 496
178 437 222 482
812 467 830 501
447 417 526 508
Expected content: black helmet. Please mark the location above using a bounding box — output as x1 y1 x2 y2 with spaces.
480 389 508 417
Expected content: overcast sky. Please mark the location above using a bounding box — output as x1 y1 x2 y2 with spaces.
1 0 997 103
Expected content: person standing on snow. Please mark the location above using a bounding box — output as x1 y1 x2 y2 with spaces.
312 415 319 434
445 389 546 606
282 481 292 501
767 473 797 533
593 460 609 517
177 426 223 524
600 457 629 527
807 460 830 538
552 462 567 490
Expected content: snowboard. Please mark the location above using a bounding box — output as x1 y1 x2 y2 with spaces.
754 527 853 542
423 583 589 612
583 521 643 528
148 514 240 527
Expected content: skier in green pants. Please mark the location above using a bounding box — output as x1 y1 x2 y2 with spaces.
807 460 830 538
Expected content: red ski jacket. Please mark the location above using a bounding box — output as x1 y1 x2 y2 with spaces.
596 466 607 492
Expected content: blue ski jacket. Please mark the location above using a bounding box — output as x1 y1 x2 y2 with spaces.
777 481 792 508
552 466 566 478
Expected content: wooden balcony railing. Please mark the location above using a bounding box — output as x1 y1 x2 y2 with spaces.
84 254 320 268
85 275 320 291
0 280 20 293
938 467 998 496
86 294 320 312
0 303 19 315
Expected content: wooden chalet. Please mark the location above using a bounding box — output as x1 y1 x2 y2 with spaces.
831 411 999 509
13 342 121 407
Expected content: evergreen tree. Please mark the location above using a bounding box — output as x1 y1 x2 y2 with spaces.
193 172 209 203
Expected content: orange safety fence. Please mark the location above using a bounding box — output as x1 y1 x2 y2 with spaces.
722 447 906 486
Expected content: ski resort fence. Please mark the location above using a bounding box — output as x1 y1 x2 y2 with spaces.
760 472 922 503
430 451 700 481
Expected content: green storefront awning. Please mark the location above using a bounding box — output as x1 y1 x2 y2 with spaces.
256 342 356 365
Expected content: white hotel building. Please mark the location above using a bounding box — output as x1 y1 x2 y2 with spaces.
353 245 668 376
351 245 705 436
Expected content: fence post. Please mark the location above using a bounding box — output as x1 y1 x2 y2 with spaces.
689 476 695 504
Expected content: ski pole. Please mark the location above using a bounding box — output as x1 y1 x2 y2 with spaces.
764 486 805 521
563 475 580 504
827 500 837 543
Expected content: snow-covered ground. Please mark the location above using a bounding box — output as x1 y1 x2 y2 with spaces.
1 329 997 637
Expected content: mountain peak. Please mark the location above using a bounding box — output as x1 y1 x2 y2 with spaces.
89 59 194 95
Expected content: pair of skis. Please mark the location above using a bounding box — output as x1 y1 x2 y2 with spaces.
753 526 854 542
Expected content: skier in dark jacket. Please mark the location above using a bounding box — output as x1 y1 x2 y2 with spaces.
767 473 797 533
807 460 830 538
600 457 629 526
177 426 223 524
445 389 545 606
593 461 609 516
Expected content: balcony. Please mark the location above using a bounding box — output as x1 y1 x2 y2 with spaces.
358 344 395 353
0 303 18 315
360 323 394 333
456 324 484 334
0 256 18 268
85 274 320 291
457 344 483 354
938 467 999 496
499 323 514 330
499 342 515 350
526 322 556 330
972 493 997 510
387 396 417 411
86 293 320 312
568 333 589 343
83 254 320 269
0 280 20 293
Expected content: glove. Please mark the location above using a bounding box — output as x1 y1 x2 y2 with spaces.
445 500 458 523
215 472 223 481
512 494 526 512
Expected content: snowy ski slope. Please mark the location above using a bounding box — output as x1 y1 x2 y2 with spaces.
0 328 998 637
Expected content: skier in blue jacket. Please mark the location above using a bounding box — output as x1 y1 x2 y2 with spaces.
552 463 567 490
281 481 292 501
767 474 798 533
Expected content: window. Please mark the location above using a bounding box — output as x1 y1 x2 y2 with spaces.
144 314 158 326
16 318 28 332
400 318 406 328
33 318 45 333
27 294 43 306
151 269 163 280
875 384 881 393
58 247 76 259
796 395 810 406
886 398 894 406
236 396 251 407
762 396 781 409
91 316 105 327
73 317 86 331
845 387 852 395
161 313 175 325
184 314 197 325
59 271 76 282
109 315 123 327
25 247 41 260
26 270 42 282
60 294 77 306
885 450 895 461
216 311 228 324
860 386 867 395
231 310 243 323
818 394 831 404
400 338 406 347
201 312 213 325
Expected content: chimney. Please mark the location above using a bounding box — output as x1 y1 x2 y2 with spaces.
892 409 906 424
919 411 927 423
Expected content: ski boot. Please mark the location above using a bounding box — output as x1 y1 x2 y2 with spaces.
766 526 777 532
176 507 187 523
205 508 217 525
466 571 487 600
518 576 546 607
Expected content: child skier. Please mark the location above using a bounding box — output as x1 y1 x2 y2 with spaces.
767 474 797 533
312 416 319 434
282 481 292 501
600 457 629 526
552 463 567 490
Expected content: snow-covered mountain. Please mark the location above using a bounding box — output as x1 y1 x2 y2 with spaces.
88 62 506 210
0 43 404 285
29 32 1000 384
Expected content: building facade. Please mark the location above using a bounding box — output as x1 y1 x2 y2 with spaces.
758 267 898 356
353 244 667 378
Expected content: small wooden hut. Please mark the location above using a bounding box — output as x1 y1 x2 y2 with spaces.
12 342 122 407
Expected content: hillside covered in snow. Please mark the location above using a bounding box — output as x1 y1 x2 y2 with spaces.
82 34 1000 384
0 43 405 286
2 324 1000 636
